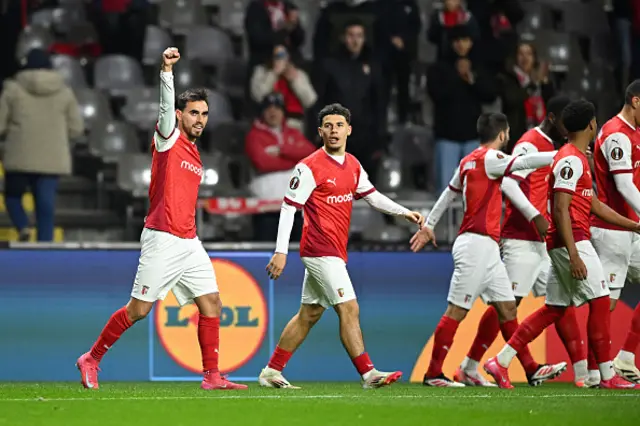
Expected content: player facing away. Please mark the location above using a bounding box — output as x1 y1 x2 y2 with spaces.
589 80 640 385
410 112 567 387
454 96 589 388
75 48 247 390
483 100 640 390
259 103 425 389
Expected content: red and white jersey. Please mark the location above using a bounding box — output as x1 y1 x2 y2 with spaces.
283 149 375 262
591 114 640 231
451 146 518 242
546 144 593 250
502 127 555 241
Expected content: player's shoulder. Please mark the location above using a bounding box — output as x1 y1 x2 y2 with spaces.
519 128 553 149
300 148 324 166
483 147 508 161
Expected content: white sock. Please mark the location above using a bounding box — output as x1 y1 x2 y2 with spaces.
496 345 518 368
617 350 636 363
573 359 588 382
599 361 615 381
588 369 601 380
462 356 479 372
362 369 375 381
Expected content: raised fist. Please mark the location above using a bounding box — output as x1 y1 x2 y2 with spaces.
162 47 180 69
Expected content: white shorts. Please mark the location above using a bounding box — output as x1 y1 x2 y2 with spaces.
546 240 609 307
591 227 640 298
300 256 356 309
501 238 550 298
448 233 514 310
131 228 218 306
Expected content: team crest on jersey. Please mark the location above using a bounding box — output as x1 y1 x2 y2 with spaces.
289 176 300 190
609 273 616 283
337 288 344 297
601 280 606 289
560 166 573 180
611 147 624 160
142 285 149 295
512 282 518 291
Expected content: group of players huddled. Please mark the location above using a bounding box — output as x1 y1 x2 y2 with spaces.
75 47 640 391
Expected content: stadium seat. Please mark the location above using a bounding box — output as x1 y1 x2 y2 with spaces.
74 89 113 133
173 58 207 92
375 157 403 193
66 21 100 49
90 121 140 162
560 2 608 36
350 205 385 236
121 88 160 131
199 152 235 196
51 54 87 89
389 126 433 168
531 30 576 72
15 26 53 60
116 154 152 197
159 0 207 35
518 2 555 40
93 55 145 96
185 26 233 67
217 57 247 99
30 8 55 30
206 121 250 155
143 26 173 66
362 224 409 242
51 6 87 35
217 0 246 36
204 89 234 127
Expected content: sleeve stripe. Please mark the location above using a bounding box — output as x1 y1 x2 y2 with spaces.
503 155 519 177
611 169 633 175
355 187 376 200
155 123 177 141
553 187 575 195
283 197 303 209
448 184 462 193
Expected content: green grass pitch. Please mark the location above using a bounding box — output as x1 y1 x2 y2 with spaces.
1 382 639 426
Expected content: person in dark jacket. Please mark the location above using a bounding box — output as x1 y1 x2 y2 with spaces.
375 0 422 124
427 0 480 60
244 0 305 69
498 41 555 153
314 19 386 183
427 25 497 192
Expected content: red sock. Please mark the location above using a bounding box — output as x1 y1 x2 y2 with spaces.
588 347 598 370
268 345 293 372
90 306 133 363
500 319 539 375
555 306 586 364
622 303 640 353
426 316 459 377
467 306 500 362
507 305 564 353
588 296 612 364
352 352 375 376
198 315 220 373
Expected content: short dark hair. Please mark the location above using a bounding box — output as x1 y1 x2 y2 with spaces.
561 100 595 133
318 103 351 126
546 95 572 118
625 79 640 105
176 88 209 111
477 112 509 143
343 18 366 33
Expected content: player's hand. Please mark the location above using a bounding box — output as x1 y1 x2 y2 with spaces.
410 227 437 252
404 211 425 228
266 253 287 280
569 255 587 280
532 214 549 240
162 47 180 70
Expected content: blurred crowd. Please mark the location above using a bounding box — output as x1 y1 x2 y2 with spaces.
0 0 639 241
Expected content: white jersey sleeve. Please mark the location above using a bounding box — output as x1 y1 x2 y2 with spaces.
283 163 317 208
509 142 539 180
552 155 584 193
155 71 179 152
448 167 462 192
485 149 517 180
355 163 376 198
600 132 633 174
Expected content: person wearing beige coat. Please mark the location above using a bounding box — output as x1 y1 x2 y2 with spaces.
0 49 84 241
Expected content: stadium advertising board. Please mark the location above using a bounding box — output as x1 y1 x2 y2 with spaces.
1 250 638 383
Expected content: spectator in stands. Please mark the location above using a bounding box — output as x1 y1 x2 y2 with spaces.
245 0 305 70
89 0 147 61
375 0 422 125
250 45 317 132
245 92 315 241
314 19 386 183
498 41 554 152
0 49 84 241
313 0 377 62
427 24 496 192
427 0 479 61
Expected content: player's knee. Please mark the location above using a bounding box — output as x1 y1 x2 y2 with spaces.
494 301 517 322
515 296 523 307
334 299 360 322
126 299 153 322
444 303 467 322
298 305 324 326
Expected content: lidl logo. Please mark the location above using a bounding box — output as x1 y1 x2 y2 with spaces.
155 259 267 374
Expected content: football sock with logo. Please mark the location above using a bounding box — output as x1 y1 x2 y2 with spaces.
497 305 564 368
90 306 133 363
588 296 614 380
555 306 586 366
499 319 539 375
426 316 460 377
352 352 375 378
267 346 293 372
466 306 500 364
621 303 640 357
198 315 220 374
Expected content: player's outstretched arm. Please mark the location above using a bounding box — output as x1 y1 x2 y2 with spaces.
485 149 556 180
553 191 587 280
409 182 461 252
501 176 548 239
591 197 640 233
155 47 179 150
613 173 640 217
